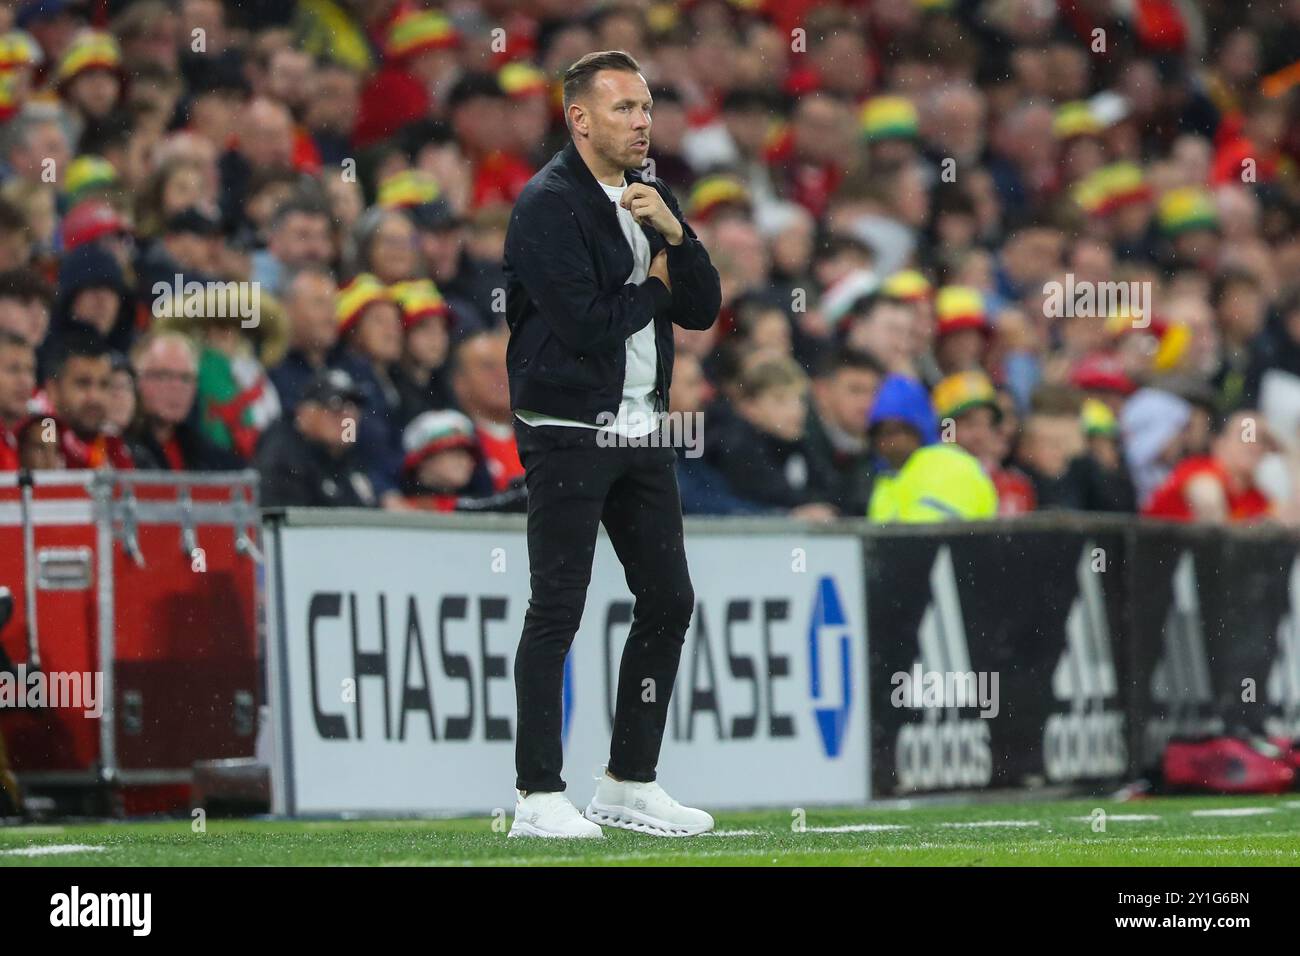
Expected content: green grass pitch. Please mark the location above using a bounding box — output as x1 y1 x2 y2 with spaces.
2 795 1299 866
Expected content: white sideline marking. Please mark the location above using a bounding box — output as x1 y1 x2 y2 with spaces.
939 820 1040 828
807 824 909 833
368 830 1300 866
0 843 105 857
701 829 761 837
1191 807 1276 817
1068 814 1160 822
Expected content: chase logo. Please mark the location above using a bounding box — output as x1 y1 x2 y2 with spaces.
808 575 852 758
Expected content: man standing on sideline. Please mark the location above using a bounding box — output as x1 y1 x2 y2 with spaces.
503 51 721 838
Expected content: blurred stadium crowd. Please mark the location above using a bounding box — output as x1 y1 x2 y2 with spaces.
0 0 1298 522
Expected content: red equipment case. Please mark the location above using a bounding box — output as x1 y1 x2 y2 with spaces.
0 469 263 816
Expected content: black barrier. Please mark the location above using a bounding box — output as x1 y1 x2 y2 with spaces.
1129 527 1299 770
863 516 1300 797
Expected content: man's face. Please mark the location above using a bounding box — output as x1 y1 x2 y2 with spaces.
49 355 112 435
287 272 338 352
1019 414 1083 478
849 303 913 372
873 420 921 471
242 100 294 169
406 315 449 369
1002 227 1064 286
135 340 197 426
267 49 312 111
953 406 999 460
417 447 475 492
575 69 653 172
271 212 332 269
817 367 879 437
453 334 511 421
0 297 33 344
793 96 852 165
353 303 403 364
0 343 36 420
937 328 986 374
298 399 359 455
164 231 216 272
106 368 135 433
1220 284 1265 341
742 385 806 442
20 421 62 470
0 230 31 270
69 68 121 118
306 67 360 133
668 354 707 414
71 287 119 337
14 121 70 183
371 213 417 283
509 94 551 154
25 297 49 346
1215 412 1268 479
723 105 768 157
419 226 464 280
453 96 511 154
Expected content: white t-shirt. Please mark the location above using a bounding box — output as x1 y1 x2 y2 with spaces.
515 177 660 438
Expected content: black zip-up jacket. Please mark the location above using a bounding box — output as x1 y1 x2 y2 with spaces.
503 140 721 424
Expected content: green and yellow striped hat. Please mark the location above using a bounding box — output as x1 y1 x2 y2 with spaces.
378 169 441 210
932 371 999 421
1157 187 1218 236
55 30 121 88
686 175 750 221
63 155 118 204
0 71 19 121
390 279 449 329
1053 101 1102 140
0 30 42 71
1073 162 1152 216
882 269 932 303
499 61 548 99
1081 397 1118 437
935 285 988 336
385 11 459 62
336 273 395 336
860 95 919 143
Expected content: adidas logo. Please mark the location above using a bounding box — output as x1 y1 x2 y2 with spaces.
1043 542 1126 781
1266 556 1300 739
893 546 992 793
1146 551 1223 761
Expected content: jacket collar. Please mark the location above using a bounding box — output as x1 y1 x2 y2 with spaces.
557 139 659 246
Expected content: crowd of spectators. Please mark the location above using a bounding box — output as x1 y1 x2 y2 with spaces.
0 0 1298 524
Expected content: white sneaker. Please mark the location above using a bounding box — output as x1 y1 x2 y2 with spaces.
583 771 714 837
508 789 605 838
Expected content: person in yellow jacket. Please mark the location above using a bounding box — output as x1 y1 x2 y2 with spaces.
866 374 998 522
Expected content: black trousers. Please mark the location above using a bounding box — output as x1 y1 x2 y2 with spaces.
513 416 695 793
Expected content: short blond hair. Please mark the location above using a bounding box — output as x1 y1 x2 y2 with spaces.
737 355 808 401
131 329 199 371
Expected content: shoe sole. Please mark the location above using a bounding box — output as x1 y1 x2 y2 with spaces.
507 818 604 839
583 800 713 837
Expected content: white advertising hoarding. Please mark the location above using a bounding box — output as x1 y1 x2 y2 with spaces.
266 516 868 815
